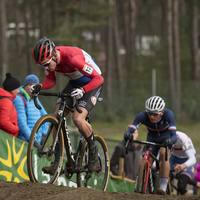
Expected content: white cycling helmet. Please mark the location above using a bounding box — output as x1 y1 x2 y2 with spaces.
145 96 165 113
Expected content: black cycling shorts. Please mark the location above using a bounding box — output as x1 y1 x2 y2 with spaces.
56 80 103 112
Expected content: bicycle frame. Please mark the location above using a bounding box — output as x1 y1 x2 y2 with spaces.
28 91 110 190
56 96 89 174
62 117 87 174
137 146 160 194
37 91 103 175
126 139 168 194
36 92 85 174
142 148 153 193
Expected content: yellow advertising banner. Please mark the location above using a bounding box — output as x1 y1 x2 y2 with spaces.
0 130 135 193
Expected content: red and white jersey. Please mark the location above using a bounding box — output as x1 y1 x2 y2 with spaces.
41 46 104 93
172 131 196 167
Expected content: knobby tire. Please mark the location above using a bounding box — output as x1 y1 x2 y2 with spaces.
165 178 172 195
27 114 64 184
136 160 153 194
77 134 110 191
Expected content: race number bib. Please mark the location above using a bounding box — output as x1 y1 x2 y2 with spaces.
82 64 93 75
182 142 189 150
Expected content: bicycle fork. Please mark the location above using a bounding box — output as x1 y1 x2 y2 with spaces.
135 151 155 194
144 161 151 194
143 150 152 194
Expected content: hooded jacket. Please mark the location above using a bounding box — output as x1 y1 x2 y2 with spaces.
13 86 48 143
0 88 19 137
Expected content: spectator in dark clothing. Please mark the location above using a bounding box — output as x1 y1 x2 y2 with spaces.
110 130 141 180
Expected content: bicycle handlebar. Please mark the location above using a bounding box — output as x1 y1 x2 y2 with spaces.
30 91 82 113
125 140 129 155
125 139 169 161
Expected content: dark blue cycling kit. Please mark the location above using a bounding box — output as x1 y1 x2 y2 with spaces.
126 108 177 156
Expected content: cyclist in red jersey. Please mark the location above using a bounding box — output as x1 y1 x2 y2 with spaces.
31 37 104 174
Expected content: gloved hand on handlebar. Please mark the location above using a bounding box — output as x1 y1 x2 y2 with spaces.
30 84 41 95
124 130 133 141
71 88 84 99
164 139 173 149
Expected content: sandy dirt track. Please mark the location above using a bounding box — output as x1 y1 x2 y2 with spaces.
1 180 200 200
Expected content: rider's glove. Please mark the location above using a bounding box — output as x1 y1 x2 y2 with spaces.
30 84 41 94
164 139 173 149
124 130 133 141
71 88 84 99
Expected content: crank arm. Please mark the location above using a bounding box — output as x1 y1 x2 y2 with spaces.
84 173 92 187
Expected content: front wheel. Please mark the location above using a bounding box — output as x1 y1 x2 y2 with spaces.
135 160 146 193
76 134 110 191
135 160 153 194
166 178 172 195
27 114 64 184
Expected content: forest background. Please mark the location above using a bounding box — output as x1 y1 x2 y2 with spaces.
1 0 200 146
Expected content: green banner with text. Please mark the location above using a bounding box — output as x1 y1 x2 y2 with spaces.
0 130 135 193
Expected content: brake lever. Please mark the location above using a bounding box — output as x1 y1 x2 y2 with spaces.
165 145 168 161
72 97 82 113
125 140 129 155
30 92 41 110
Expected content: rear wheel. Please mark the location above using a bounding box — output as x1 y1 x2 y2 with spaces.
77 134 110 191
27 114 64 184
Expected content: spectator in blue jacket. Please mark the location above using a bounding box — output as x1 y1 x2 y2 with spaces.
13 74 48 144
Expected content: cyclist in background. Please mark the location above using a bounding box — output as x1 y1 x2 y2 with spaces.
31 37 104 175
124 96 177 195
170 130 198 195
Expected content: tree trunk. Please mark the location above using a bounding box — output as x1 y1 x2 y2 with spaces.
112 0 123 94
23 1 32 74
160 0 167 40
173 0 181 120
122 0 131 68
129 0 137 68
166 0 176 111
13 0 21 66
191 0 199 89
38 0 47 77
105 0 114 122
0 0 8 81
50 0 57 29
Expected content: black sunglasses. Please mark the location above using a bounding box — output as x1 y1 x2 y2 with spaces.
148 112 161 116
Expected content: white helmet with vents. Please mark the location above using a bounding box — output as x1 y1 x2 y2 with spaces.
145 96 165 113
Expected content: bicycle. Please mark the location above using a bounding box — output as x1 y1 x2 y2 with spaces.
27 91 110 191
168 169 200 195
125 139 169 194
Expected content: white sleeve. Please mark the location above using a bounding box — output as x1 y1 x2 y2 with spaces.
184 148 196 168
